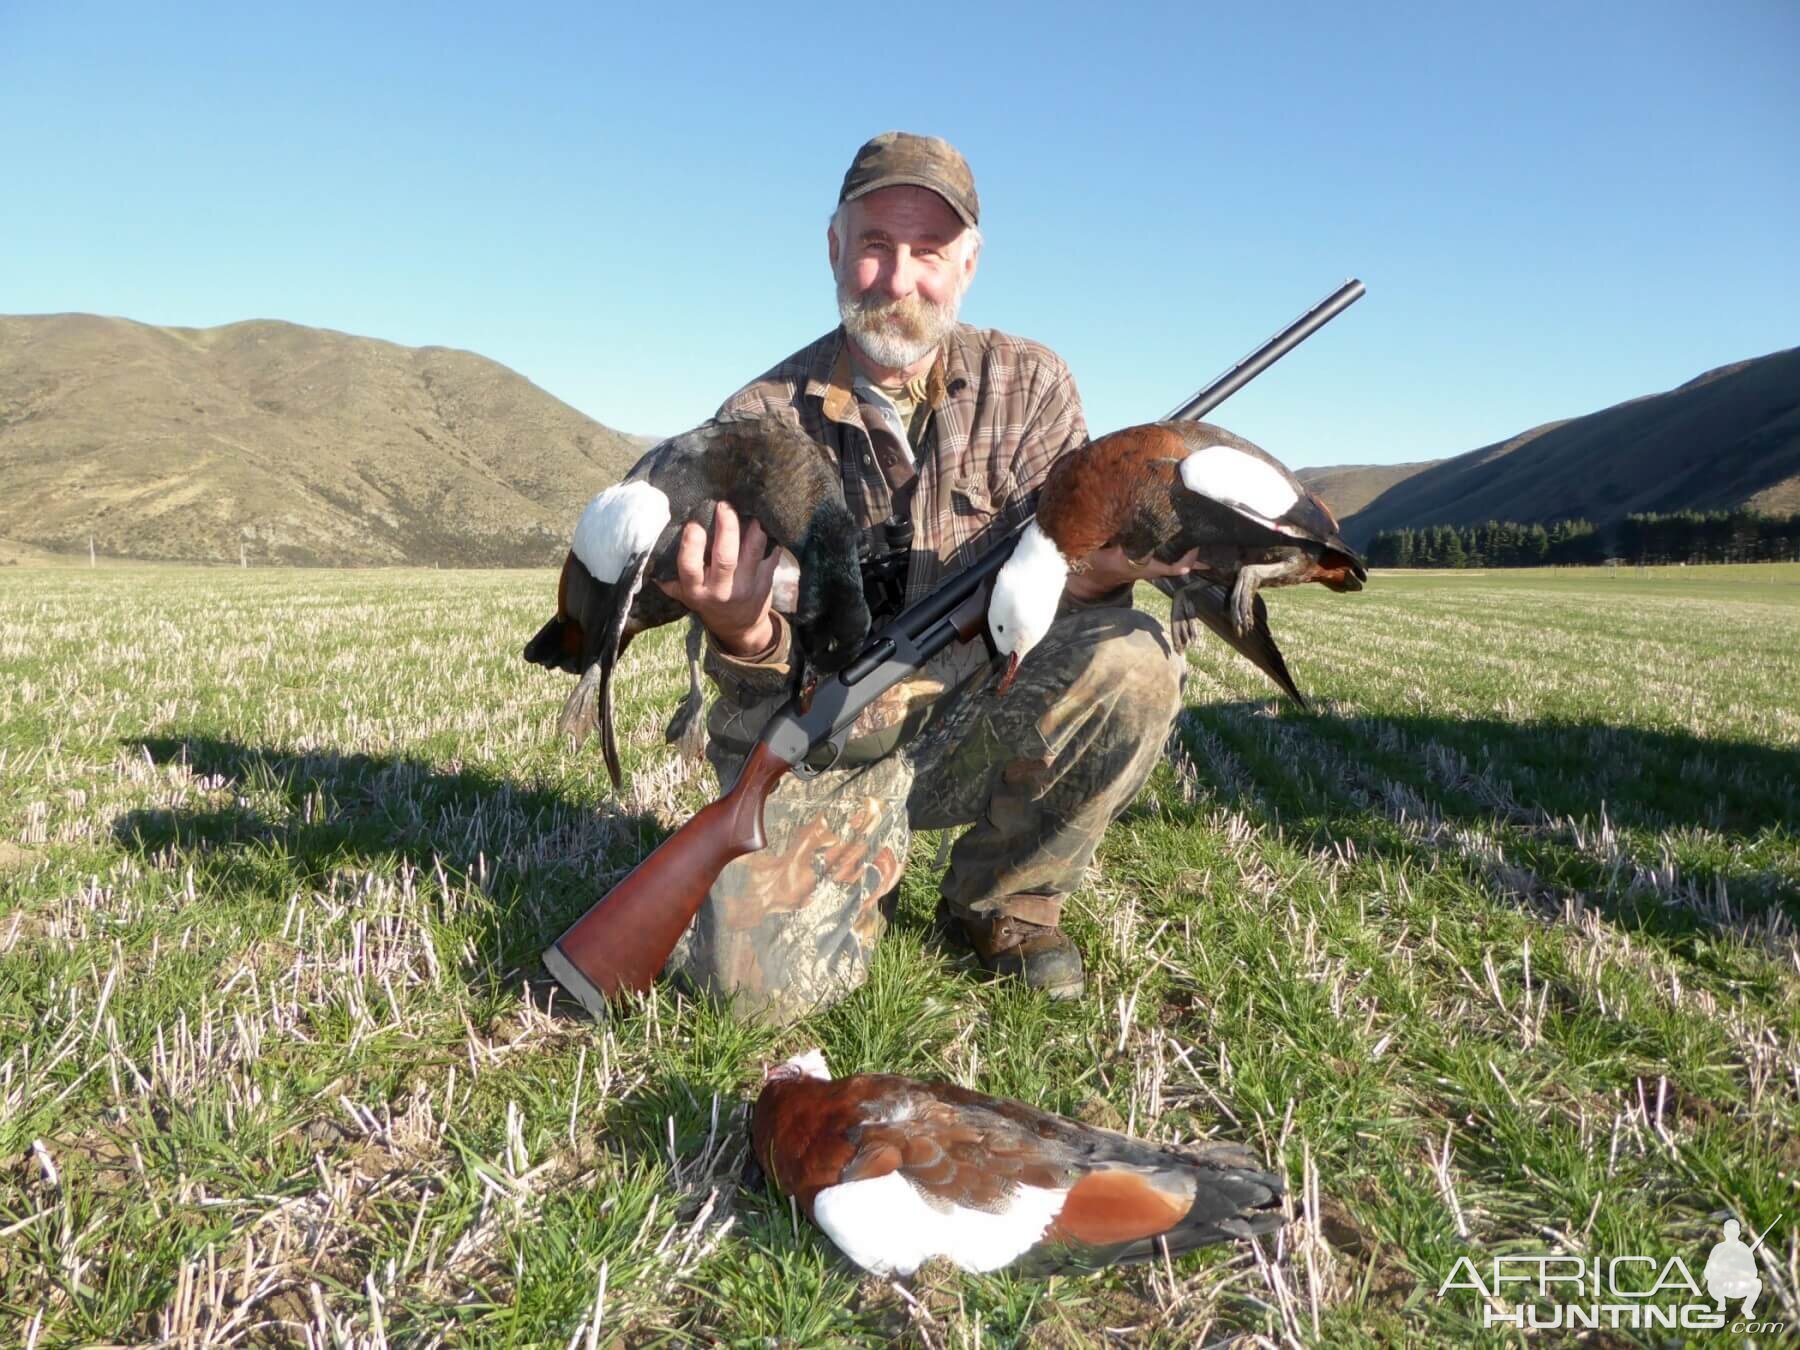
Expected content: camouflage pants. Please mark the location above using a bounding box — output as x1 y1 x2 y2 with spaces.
667 602 1184 1024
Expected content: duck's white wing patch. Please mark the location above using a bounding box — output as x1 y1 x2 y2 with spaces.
1179 446 1298 520
811 1172 1067 1277
572 481 671 583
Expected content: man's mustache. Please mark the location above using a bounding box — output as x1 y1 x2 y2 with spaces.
847 293 940 333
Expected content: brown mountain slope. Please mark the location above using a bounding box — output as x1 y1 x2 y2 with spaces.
1296 460 1439 521
1336 345 1800 547
0 314 650 565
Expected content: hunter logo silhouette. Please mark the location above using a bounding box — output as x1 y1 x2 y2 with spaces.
1703 1219 1763 1316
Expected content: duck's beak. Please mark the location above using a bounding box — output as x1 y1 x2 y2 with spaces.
995 652 1021 697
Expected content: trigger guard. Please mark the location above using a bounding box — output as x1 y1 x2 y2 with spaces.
793 728 849 778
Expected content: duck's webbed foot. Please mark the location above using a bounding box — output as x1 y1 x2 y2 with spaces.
557 662 606 748
663 617 708 760
1228 558 1309 635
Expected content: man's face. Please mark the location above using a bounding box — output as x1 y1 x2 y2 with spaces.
830 185 978 372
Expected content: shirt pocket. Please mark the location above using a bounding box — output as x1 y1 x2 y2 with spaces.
949 476 997 522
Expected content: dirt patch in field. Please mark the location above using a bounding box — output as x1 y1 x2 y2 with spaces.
1314 1189 1417 1309
1026 1284 1168 1346
55 1129 138 1192
0 904 60 953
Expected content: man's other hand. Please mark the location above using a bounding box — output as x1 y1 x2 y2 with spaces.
655 501 782 657
1064 544 1205 601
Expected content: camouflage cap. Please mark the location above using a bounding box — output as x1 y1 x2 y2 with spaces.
838 131 979 228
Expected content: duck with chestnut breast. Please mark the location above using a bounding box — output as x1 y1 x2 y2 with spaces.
749 1049 1283 1278
987 420 1366 704
523 416 869 789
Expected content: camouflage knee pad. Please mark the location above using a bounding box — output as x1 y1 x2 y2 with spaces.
670 604 1181 1021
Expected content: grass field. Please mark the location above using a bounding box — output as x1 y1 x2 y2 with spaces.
2 562 1797 1347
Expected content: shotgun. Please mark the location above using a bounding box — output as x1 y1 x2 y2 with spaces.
542 278 1367 1017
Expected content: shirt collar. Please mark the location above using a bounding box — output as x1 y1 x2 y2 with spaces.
808 327 952 425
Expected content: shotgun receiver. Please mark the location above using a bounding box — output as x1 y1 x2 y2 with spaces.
542 278 1366 1017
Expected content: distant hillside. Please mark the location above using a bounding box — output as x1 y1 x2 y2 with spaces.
0 314 652 566
1333 346 1800 547
0 535 70 566
1297 460 1438 521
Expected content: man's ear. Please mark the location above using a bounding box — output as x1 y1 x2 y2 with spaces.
827 222 840 272
961 232 981 287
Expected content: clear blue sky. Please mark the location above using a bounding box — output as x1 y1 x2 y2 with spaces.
4 1 1796 467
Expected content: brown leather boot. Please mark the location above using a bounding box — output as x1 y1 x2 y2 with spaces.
936 900 1086 1000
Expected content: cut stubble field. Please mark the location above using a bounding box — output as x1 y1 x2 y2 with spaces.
1 563 1796 1346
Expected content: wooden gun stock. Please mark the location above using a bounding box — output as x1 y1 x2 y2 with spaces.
543 741 795 1014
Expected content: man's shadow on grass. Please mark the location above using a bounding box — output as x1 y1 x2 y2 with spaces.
111 732 665 982
112 737 868 1310
1154 701 1800 953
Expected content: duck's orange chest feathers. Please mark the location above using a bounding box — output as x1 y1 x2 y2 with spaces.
751 1077 867 1212
1037 425 1184 560
553 552 588 657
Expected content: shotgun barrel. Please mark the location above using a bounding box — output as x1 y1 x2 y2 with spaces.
543 279 1366 1017
1164 279 1365 423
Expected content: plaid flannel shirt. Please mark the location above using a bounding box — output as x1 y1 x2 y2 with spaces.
704 323 1090 705
717 323 1088 604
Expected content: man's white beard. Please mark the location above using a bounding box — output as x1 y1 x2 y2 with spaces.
837 276 963 371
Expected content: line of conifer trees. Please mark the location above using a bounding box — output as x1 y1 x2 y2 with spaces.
1364 510 1800 568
